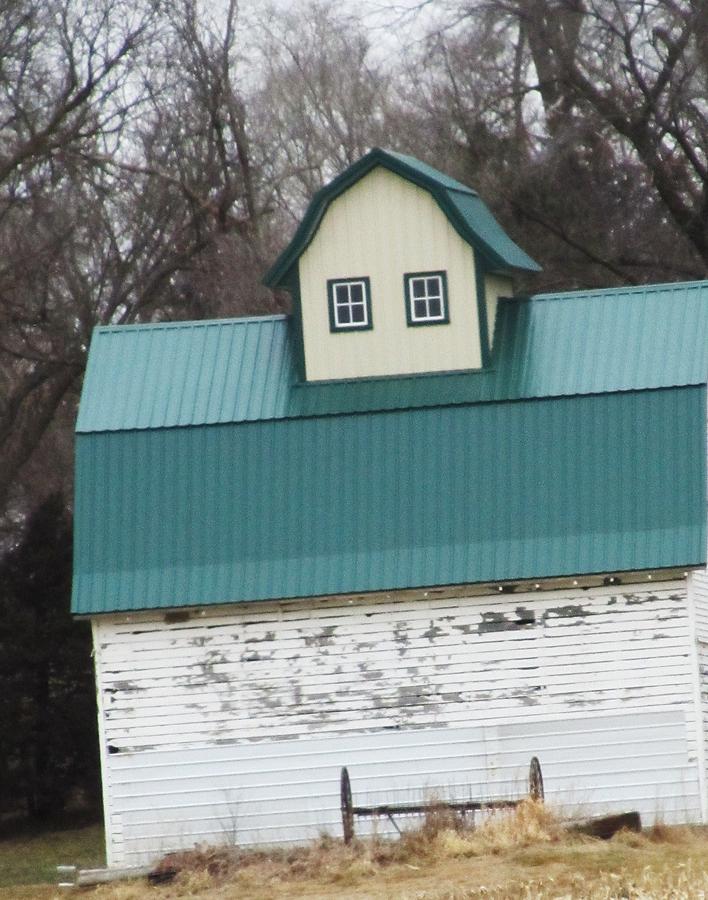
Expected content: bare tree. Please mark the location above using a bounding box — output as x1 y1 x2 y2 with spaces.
0 0 158 518
121 0 283 319
516 0 708 269
397 0 708 290
0 0 288 522
9 0 707 526
253 1 395 221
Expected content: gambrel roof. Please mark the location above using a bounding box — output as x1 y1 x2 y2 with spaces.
264 148 541 288
73 280 708 614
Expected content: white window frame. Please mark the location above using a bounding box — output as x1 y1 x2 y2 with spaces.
405 271 448 325
328 277 372 331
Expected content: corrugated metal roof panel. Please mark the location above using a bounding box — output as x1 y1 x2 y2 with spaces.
76 316 294 433
72 386 706 614
77 279 708 433
487 279 708 398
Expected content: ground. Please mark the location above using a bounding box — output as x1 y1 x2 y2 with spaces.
3 805 708 899
0 817 103 899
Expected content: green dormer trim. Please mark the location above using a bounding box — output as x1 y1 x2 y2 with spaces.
263 148 541 290
475 254 493 368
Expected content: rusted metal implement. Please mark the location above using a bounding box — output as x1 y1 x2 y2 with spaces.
340 756 544 844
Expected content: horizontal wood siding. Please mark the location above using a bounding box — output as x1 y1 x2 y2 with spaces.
691 569 708 811
93 582 701 866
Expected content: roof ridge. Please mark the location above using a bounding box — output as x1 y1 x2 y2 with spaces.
532 278 708 302
96 314 288 333
77 382 705 435
379 149 477 196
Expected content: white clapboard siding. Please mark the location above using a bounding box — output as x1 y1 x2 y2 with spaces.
690 568 708 815
93 581 702 867
693 570 708 643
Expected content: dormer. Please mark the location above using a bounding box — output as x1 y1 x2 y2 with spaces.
264 149 540 382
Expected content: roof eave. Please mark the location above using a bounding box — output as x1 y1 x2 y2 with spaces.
437 193 541 275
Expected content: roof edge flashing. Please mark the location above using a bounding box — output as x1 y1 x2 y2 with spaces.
534 277 708 302
72 563 702 618
95 313 289 335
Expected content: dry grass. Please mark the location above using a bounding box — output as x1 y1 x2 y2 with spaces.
0 820 103 890
86 805 708 900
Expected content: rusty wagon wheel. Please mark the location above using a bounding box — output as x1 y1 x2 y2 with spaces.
528 756 544 802
341 766 354 844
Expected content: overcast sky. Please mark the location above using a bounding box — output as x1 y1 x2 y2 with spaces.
253 0 443 63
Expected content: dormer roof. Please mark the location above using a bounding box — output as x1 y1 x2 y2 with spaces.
264 148 541 289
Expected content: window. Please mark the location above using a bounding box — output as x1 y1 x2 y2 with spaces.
327 277 373 332
404 271 449 325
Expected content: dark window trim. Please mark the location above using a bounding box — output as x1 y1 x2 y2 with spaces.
404 270 449 326
327 277 373 332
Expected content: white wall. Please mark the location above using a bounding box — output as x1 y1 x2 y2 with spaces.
93 581 702 867
689 569 708 818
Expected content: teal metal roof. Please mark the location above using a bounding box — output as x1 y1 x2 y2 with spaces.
77 315 290 433
263 148 540 287
444 190 540 274
72 387 706 614
383 150 479 194
77 279 708 433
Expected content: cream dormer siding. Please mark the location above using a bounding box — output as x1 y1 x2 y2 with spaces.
298 167 481 381
485 274 514 347
264 148 541 382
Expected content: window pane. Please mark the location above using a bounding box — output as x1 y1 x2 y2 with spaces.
349 283 363 302
428 298 442 318
427 277 441 296
412 279 425 298
337 305 351 324
414 299 427 319
351 304 365 323
335 284 349 303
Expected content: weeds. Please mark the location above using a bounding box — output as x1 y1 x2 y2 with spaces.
89 805 708 900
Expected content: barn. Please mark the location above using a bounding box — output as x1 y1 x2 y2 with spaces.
73 148 708 868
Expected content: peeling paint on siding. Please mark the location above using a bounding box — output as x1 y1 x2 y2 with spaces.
93 581 702 865
691 570 708 816
544 604 587 619
98 584 697 754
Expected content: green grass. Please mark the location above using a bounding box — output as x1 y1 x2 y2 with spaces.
0 820 104 888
